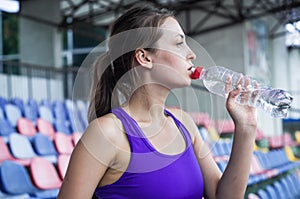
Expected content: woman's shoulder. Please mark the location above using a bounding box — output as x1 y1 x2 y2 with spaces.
84 113 124 142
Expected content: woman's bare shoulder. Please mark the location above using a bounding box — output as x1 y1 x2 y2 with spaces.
83 113 124 144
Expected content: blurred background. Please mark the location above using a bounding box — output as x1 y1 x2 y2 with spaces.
0 0 300 198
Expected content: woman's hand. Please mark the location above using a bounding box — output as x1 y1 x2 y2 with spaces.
225 75 258 130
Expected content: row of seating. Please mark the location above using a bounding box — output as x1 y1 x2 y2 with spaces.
0 132 79 165
248 171 300 199
0 97 88 135
0 156 70 199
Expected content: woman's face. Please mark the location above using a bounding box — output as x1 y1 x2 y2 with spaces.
149 17 196 89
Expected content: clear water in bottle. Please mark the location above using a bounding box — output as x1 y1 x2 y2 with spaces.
191 66 294 118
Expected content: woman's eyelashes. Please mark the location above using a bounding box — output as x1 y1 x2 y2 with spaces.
176 41 184 48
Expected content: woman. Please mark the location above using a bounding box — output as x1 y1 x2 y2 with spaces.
58 4 257 199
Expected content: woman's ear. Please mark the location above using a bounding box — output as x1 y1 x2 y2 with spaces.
135 49 153 69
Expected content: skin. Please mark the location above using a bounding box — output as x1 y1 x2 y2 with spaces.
57 17 257 199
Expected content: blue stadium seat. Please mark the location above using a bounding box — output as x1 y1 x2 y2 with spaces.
0 137 31 166
0 118 16 137
4 104 22 127
290 173 300 196
65 99 85 133
0 189 30 199
257 189 268 199
0 96 9 110
40 99 52 109
31 134 57 163
38 105 54 124
9 133 37 159
280 176 295 199
76 100 88 128
53 100 68 121
11 97 25 115
0 160 59 198
265 185 278 199
285 174 300 198
273 181 286 199
0 107 4 119
54 119 72 135
24 104 38 123
27 98 38 113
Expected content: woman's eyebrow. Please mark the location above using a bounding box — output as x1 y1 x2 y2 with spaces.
176 34 185 39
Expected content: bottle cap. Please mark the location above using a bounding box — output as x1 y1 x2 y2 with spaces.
190 66 203 79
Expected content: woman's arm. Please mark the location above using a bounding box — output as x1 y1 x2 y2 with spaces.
57 116 120 199
182 76 257 199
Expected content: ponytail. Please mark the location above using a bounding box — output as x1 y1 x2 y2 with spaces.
88 53 117 123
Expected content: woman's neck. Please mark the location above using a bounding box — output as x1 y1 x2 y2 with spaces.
123 84 170 124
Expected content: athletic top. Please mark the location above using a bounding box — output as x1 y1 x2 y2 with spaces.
95 107 204 199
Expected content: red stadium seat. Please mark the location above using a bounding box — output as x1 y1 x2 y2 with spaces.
30 157 62 189
57 154 71 179
17 117 37 136
36 118 56 140
54 132 74 154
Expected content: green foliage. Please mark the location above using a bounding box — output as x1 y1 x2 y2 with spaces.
2 13 19 55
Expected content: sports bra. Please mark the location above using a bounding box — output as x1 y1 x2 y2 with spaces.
95 107 204 199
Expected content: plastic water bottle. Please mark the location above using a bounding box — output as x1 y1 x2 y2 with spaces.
190 66 293 118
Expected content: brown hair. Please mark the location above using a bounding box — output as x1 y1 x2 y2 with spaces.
88 4 174 122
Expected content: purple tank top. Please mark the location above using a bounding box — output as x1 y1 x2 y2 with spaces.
95 107 204 199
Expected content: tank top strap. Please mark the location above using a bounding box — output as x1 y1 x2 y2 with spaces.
164 109 193 146
111 107 154 153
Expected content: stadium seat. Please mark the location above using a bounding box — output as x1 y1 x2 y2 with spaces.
24 104 38 123
57 154 71 179
0 190 30 199
0 107 4 119
280 176 294 199
65 99 85 133
257 189 268 199
54 132 74 154
40 99 52 110
0 160 59 198
30 157 62 189
38 105 54 124
265 185 278 199
0 137 31 166
273 181 286 199
31 134 57 163
0 96 9 110
0 118 15 137
0 160 37 195
53 100 68 121
286 174 300 197
17 117 37 137
72 132 82 146
27 98 39 114
9 133 37 159
36 118 56 140
76 100 88 128
54 119 72 135
11 97 25 115
4 104 22 127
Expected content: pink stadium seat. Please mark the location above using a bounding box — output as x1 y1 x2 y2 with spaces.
30 157 62 189
17 117 37 136
36 118 56 140
57 154 71 179
54 132 74 154
72 132 82 146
